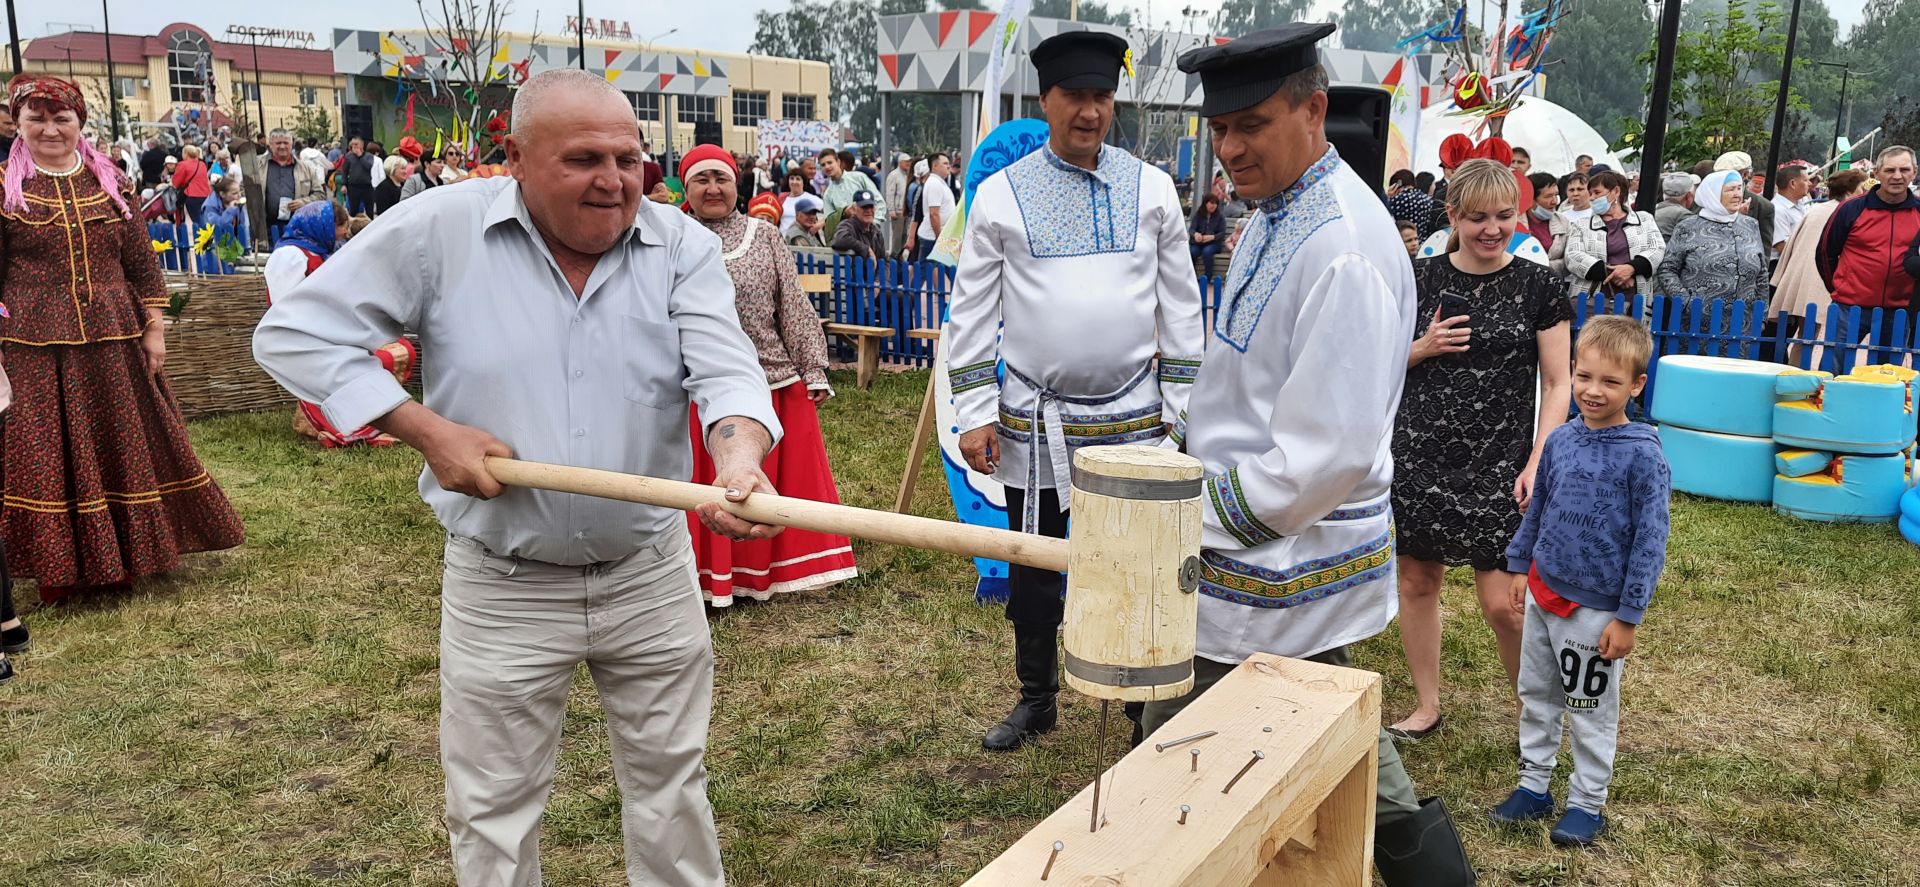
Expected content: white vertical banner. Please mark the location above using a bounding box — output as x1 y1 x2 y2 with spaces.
979 0 1034 142
1385 54 1423 188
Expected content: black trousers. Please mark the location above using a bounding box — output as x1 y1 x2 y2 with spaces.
346 183 375 217
1 517 12 626
1001 486 1067 627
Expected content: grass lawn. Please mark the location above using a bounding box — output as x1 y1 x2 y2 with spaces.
4 368 1919 886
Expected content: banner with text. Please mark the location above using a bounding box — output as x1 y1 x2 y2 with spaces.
757 119 840 164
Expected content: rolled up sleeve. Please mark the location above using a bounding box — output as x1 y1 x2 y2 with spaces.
669 229 783 447
252 210 427 433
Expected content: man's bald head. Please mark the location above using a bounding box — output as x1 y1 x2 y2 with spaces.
504 69 647 259
511 69 633 143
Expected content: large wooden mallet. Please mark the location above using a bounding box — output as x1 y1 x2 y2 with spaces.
487 444 1205 829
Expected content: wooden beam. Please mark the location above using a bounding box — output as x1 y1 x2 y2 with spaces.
893 370 939 514
963 654 1380 886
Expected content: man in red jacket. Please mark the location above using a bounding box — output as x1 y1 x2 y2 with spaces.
1816 144 1920 367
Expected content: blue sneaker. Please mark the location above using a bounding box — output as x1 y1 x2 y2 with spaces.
1488 787 1554 824
1550 806 1607 845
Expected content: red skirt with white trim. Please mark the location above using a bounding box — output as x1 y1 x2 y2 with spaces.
686 382 857 606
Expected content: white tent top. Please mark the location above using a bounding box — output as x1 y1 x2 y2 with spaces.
1410 97 1624 179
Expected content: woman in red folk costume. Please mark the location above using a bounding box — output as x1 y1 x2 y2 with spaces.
678 144 856 606
262 199 413 447
0 76 244 600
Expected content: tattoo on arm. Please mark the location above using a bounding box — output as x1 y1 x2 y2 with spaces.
718 422 738 440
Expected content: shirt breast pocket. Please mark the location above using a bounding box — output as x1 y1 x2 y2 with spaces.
623 315 688 409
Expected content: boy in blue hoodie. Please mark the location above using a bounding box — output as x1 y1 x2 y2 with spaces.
1491 315 1670 845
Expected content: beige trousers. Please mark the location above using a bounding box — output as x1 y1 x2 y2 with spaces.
438 531 722 887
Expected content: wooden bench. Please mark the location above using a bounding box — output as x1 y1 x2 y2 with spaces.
798 272 888 391
907 327 941 341
821 321 893 390
1193 215 1245 277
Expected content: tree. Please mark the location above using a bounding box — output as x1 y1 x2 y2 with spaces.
751 0 878 137
1546 0 1656 143
1029 0 1131 25
403 0 539 157
1621 0 1806 170
289 105 337 149
1842 0 1920 156
81 79 136 141
1215 0 1316 38
1337 0 1442 54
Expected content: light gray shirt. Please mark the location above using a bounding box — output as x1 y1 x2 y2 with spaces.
253 177 781 565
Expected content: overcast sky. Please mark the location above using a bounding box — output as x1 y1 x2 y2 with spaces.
9 0 1872 57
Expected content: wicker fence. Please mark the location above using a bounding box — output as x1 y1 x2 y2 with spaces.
162 276 291 419
161 274 422 419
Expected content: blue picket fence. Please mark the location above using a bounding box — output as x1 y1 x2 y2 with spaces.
1570 292 1919 401
797 253 1919 404
796 252 954 368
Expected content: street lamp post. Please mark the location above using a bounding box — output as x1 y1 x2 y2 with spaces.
1813 60 1851 163
1761 0 1804 200
1635 0 1685 212
644 29 678 163
576 0 586 71
5 0 21 74
102 0 119 141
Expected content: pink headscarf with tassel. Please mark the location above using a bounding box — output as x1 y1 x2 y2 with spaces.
2 74 131 218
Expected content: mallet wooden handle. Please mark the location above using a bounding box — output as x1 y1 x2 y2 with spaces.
485 457 1070 572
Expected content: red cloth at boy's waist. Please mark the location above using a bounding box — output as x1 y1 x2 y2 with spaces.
1528 562 1581 617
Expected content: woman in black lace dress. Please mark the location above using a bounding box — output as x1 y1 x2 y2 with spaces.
1389 159 1574 740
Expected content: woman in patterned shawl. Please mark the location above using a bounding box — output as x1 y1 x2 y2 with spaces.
677 144 856 606
0 75 244 600
1657 170 1769 306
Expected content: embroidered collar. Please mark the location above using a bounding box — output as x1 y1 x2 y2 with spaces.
1254 146 1342 217
1040 142 1118 186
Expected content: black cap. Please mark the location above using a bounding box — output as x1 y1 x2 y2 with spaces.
1177 22 1336 117
1031 30 1130 93
851 189 877 207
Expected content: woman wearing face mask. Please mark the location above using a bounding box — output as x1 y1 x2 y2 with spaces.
1561 169 1665 318
0 76 244 600
1388 158 1574 740
1545 172 1591 276
676 145 856 607
1525 171 1559 249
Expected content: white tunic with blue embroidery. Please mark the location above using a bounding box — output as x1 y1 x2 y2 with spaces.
1176 147 1417 663
946 144 1205 525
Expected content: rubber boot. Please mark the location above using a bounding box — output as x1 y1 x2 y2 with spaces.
982 623 1059 751
1374 796 1477 886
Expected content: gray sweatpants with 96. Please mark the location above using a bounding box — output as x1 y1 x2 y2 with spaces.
1517 594 1625 812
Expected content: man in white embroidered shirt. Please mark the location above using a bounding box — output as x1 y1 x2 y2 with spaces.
253 70 782 887
1152 23 1476 884
947 29 1206 753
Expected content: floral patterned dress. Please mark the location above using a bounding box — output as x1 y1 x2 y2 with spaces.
684 211 854 606
0 161 244 594
1392 254 1572 570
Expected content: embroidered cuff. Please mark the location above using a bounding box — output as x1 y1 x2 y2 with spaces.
1158 357 1201 384
141 297 171 308
948 359 998 395
1169 410 1188 447
1206 468 1283 548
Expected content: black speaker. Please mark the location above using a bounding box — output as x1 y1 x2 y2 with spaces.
341 104 374 143
1325 85 1391 199
693 119 722 147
